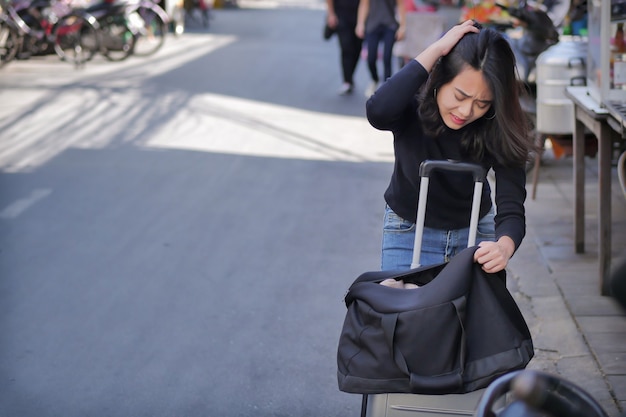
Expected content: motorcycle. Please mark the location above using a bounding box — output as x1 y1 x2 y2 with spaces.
491 1 560 105
475 1 562 175
475 369 610 417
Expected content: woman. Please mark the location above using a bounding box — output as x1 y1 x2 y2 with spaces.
355 0 405 97
326 0 362 95
366 20 536 273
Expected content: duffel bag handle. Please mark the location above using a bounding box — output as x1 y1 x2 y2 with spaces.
410 372 464 394
381 298 468 394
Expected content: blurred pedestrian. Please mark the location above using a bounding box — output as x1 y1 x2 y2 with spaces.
356 0 406 97
366 20 537 272
326 0 363 95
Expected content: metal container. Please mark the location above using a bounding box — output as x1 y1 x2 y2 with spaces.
536 39 588 134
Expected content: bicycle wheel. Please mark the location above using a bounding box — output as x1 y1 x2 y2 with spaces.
0 20 20 68
99 14 135 62
53 13 100 67
128 4 166 57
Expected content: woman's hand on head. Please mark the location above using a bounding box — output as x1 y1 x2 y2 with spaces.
436 20 480 56
473 236 515 274
415 19 480 72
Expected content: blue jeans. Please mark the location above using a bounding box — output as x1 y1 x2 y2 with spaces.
381 205 496 271
365 24 396 82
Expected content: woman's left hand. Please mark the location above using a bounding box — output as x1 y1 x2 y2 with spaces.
474 236 515 273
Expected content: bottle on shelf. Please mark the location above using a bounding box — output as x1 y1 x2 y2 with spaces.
612 23 626 89
616 23 625 52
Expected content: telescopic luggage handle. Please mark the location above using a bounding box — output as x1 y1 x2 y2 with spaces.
418 160 486 182
411 160 486 269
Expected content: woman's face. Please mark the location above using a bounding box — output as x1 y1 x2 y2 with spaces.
436 66 493 130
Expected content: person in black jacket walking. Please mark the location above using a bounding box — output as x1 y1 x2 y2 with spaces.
326 0 362 95
366 20 537 273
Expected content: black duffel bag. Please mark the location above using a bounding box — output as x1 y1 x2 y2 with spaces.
337 246 534 395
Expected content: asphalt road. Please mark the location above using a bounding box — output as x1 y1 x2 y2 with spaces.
0 1 434 415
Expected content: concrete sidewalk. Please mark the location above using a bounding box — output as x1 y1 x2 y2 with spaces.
507 151 626 416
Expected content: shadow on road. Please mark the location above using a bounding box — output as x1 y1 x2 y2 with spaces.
0 3 400 415
0 143 391 416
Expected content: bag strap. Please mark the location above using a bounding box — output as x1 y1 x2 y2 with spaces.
409 297 467 393
378 297 469 393
381 313 408 374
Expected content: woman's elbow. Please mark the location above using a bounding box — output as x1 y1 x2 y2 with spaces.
365 100 389 130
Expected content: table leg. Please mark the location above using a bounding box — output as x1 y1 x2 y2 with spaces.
531 132 543 200
573 112 586 253
598 124 613 296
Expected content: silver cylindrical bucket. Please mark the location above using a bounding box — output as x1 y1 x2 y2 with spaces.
536 39 587 135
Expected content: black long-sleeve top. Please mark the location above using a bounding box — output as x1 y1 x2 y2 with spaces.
366 59 527 250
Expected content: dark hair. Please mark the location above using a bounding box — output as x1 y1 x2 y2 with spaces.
418 27 536 167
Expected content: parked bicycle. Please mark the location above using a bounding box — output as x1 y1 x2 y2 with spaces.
122 0 168 57
84 0 168 61
84 0 136 61
0 1 22 67
0 0 101 67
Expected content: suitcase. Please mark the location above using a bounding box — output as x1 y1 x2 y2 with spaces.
361 160 499 417
363 390 486 417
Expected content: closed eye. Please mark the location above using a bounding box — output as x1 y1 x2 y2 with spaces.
454 94 491 110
